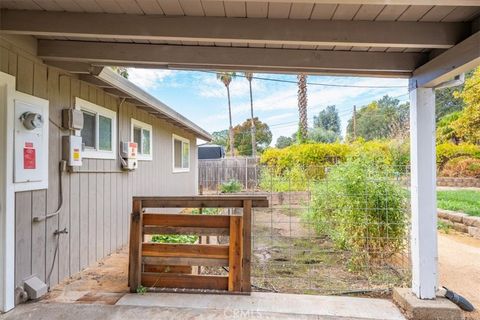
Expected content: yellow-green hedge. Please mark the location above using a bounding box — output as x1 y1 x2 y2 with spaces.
436 143 480 168
260 141 480 180
260 143 351 173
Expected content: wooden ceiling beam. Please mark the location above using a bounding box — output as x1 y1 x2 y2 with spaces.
37 40 427 76
0 9 470 49
412 31 480 88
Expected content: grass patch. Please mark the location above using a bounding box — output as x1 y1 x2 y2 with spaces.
437 190 480 217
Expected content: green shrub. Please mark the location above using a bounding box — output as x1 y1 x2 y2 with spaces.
190 208 220 215
436 143 480 169
304 157 408 267
350 139 410 171
151 234 198 244
259 165 311 192
220 179 242 193
260 143 351 176
441 156 480 178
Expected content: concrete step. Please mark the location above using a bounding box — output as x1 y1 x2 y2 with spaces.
117 292 405 320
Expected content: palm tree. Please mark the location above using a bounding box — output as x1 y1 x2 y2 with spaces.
297 73 308 142
216 72 236 157
244 72 256 157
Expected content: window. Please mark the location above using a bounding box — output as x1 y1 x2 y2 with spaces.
172 134 190 172
75 97 116 159
131 119 152 161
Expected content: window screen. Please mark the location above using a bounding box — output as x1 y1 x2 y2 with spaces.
82 111 96 148
99 115 112 151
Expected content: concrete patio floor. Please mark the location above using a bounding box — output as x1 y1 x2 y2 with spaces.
0 248 406 320
1 292 405 320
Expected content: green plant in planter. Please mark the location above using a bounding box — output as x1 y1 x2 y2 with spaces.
151 234 198 244
220 179 242 193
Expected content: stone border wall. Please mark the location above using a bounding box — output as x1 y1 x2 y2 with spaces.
438 209 480 239
437 177 480 188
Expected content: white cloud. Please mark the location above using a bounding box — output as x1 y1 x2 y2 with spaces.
127 68 173 90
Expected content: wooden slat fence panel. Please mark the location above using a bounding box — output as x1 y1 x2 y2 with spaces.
141 273 229 290
199 157 260 191
128 195 268 294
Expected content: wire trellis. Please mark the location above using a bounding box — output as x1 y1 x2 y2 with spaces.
199 158 412 296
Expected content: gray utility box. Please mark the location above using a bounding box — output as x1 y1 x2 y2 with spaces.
23 276 48 300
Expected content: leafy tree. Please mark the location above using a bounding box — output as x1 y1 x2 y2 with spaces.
211 130 229 148
307 127 339 143
435 87 465 121
437 112 462 144
111 66 129 79
346 95 409 141
451 67 480 144
233 118 272 156
276 136 294 149
313 105 341 135
435 69 474 121
217 72 236 156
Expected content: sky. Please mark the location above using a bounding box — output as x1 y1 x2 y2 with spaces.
127 68 410 145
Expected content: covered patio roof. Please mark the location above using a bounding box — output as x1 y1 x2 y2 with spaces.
1 0 480 307
1 0 479 85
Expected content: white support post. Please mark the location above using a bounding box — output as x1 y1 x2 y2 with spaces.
409 84 438 299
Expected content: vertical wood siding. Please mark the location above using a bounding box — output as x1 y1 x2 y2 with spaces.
1 39 199 290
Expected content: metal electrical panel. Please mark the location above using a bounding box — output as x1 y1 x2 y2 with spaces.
13 92 49 191
120 141 138 170
62 109 84 130
62 135 83 167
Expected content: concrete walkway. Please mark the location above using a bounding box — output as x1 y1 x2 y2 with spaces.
116 292 405 320
0 293 405 320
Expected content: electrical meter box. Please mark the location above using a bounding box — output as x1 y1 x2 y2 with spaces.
62 135 82 167
62 109 84 131
120 141 138 170
13 92 49 191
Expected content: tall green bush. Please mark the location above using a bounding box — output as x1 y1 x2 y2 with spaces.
261 143 351 175
259 166 310 192
436 143 480 169
304 157 408 267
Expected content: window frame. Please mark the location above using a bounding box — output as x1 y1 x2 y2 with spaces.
130 118 153 161
75 97 117 160
172 134 190 173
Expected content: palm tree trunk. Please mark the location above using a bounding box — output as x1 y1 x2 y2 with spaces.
297 74 308 142
227 85 234 157
248 79 256 158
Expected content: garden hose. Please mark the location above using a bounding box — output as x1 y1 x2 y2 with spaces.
440 287 475 312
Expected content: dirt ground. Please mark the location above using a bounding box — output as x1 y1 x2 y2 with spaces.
44 248 129 305
438 231 480 320
250 207 409 296
42 207 480 319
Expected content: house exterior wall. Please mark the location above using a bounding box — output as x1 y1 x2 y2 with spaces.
0 36 198 292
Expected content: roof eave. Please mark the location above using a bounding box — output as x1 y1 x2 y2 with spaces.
96 67 212 141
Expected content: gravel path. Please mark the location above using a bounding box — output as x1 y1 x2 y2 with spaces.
438 231 480 319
